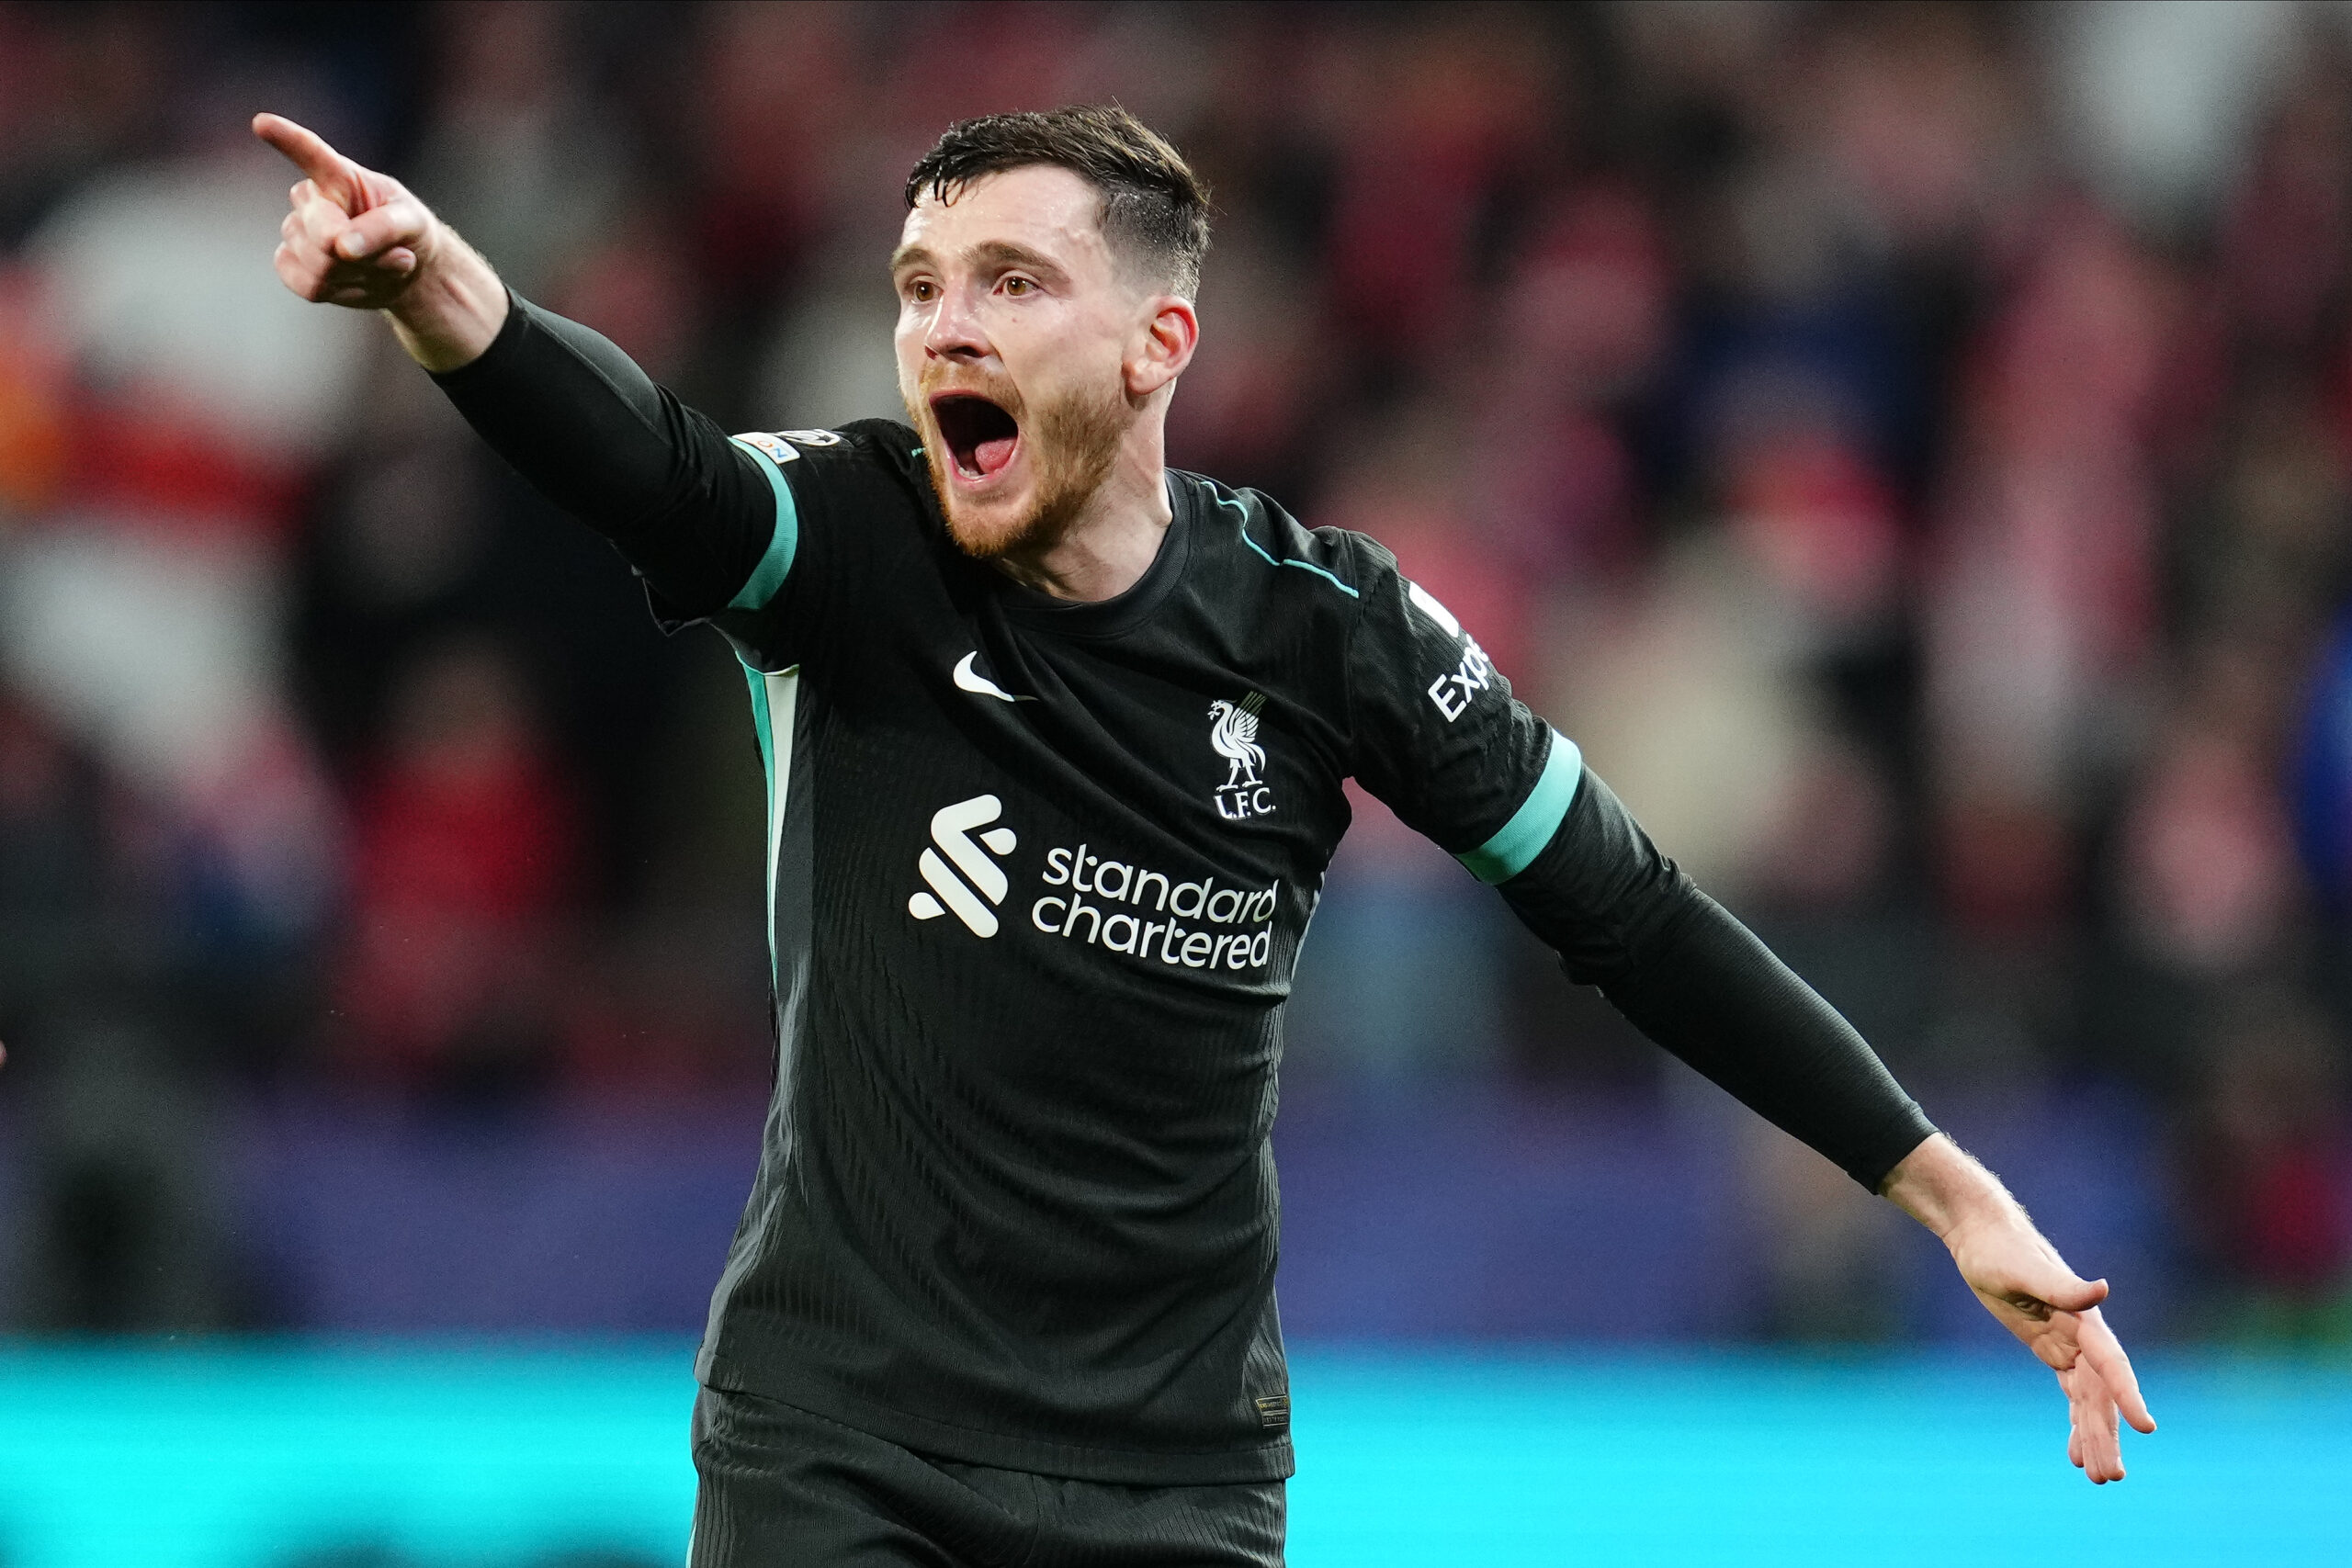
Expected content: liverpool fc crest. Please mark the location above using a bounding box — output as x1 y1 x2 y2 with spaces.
1209 693 1275 820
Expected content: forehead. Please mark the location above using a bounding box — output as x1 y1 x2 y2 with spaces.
896 164 1112 272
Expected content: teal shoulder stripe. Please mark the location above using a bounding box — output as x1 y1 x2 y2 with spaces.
727 436 800 613
1457 729 1584 885
1211 488 1360 598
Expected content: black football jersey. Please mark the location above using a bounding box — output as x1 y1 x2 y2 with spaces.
431 298 1934 1487
685 421 1575 1482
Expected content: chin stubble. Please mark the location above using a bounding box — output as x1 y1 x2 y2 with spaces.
912 378 1130 561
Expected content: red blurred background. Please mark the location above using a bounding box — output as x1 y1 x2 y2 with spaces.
0 0 2346 1348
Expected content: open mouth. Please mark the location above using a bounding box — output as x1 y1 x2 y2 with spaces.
931 393 1021 482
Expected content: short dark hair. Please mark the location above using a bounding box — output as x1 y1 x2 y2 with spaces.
904 105 1211 298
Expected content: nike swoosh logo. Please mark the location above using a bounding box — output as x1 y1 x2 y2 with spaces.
954 651 1034 703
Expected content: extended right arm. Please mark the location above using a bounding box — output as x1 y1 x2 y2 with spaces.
432 300 780 617
255 112 776 620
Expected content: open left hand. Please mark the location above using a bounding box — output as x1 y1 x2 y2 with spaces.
1882 1135 2156 1482
1942 1212 2156 1483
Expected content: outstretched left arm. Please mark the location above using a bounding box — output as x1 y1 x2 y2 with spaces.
1334 543 2153 1480
1487 764 2154 1481
1880 1134 2157 1482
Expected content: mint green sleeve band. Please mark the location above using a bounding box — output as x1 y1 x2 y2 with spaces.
1457 729 1585 885
726 436 800 613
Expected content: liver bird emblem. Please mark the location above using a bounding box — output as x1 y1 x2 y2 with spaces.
1208 693 1267 790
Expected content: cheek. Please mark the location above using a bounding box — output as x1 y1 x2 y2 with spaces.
1001 320 1124 406
893 321 925 393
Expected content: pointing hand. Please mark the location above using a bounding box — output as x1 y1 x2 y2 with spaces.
254 113 441 310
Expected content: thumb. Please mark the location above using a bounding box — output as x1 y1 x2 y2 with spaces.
253 113 362 211
333 198 432 265
2030 1270 2109 1315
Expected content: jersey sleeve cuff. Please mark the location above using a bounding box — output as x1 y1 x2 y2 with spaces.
1456 729 1584 885
425 286 534 389
726 436 801 613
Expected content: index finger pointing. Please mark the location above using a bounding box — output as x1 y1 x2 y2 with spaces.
253 114 359 211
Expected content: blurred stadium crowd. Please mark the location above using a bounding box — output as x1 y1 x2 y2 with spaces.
0 0 2349 1346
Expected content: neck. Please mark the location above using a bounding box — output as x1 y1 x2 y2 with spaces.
989 423 1171 602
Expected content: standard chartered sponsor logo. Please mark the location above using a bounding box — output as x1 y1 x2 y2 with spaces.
907 795 1019 937
906 796 1281 969
1030 842 1276 973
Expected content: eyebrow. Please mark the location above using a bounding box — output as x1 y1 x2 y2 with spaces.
967 240 1067 284
888 239 1071 288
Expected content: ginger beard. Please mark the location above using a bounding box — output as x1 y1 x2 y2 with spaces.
909 364 1130 560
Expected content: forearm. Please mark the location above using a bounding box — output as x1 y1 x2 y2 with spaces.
429 295 778 615
1498 769 1935 1188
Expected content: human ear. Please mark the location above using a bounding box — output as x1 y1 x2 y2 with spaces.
1127 296 1199 397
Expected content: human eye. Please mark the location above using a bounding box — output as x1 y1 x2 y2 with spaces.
999 275 1037 298
902 276 937 303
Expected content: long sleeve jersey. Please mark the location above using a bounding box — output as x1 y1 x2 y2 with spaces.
432 297 1937 1483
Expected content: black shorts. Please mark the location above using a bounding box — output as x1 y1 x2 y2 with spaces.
688 1385 1287 1567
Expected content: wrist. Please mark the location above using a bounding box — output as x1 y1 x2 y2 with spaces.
384 229 507 373
1880 1134 2018 1244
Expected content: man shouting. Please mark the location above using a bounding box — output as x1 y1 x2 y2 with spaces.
255 103 2152 1565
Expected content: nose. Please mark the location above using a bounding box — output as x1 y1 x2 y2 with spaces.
922 282 989 364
